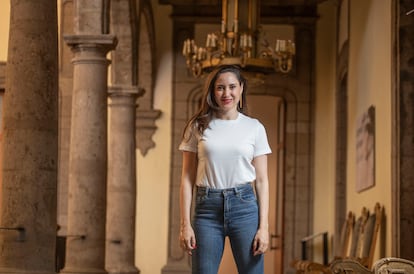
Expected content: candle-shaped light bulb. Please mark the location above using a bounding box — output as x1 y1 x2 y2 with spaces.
247 34 252 48
280 40 286 51
211 34 217 48
275 40 280 52
183 39 187 55
197 47 204 60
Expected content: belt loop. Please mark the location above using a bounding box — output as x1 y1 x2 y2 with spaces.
234 185 241 194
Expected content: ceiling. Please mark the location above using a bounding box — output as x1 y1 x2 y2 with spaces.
159 0 329 19
160 0 327 6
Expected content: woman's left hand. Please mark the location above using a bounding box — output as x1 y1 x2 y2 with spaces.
252 227 269 256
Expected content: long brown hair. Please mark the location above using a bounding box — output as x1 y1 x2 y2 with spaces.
182 65 248 140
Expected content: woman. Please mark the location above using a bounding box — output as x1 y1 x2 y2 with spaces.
179 65 271 274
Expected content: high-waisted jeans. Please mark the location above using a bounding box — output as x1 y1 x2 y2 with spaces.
192 183 264 274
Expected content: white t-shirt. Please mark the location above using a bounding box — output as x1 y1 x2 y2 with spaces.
179 113 272 189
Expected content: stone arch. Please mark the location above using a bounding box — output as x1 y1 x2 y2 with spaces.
250 55 315 268
110 0 161 156
187 85 203 116
252 84 310 271
136 0 162 156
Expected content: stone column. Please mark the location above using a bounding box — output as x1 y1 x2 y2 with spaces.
61 34 116 274
106 86 143 274
61 2 116 274
0 0 58 273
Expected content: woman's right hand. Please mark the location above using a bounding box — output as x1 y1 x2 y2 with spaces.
179 151 198 255
179 224 197 255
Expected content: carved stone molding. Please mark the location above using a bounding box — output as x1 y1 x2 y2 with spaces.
109 0 161 157
136 108 162 156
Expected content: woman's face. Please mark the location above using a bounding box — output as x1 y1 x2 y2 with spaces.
213 72 243 113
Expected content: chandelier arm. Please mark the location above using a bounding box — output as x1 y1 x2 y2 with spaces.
182 0 296 77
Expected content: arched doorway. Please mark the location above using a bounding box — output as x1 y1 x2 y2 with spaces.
218 95 285 274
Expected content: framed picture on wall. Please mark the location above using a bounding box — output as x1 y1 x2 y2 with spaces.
355 105 375 192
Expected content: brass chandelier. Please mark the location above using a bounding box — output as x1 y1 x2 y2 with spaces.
182 0 296 78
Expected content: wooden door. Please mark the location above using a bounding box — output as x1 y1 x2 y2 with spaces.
218 95 284 274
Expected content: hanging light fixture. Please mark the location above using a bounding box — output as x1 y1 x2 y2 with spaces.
182 0 296 78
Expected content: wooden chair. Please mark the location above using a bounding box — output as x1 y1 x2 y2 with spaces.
330 258 373 274
336 211 356 259
292 203 383 274
348 206 369 259
301 209 367 274
291 211 355 273
373 257 414 274
349 203 383 269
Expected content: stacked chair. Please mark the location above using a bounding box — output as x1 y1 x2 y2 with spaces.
292 203 383 274
373 257 414 273
331 257 414 273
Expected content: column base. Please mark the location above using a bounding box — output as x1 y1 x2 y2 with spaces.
60 267 107 274
161 261 190 274
0 268 55 274
106 266 140 274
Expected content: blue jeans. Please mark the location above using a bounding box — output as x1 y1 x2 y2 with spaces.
192 183 264 274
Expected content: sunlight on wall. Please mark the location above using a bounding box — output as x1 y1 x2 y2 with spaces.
0 1 10 61
314 0 337 262
135 60 171 272
135 1 172 273
313 0 393 263
348 0 392 257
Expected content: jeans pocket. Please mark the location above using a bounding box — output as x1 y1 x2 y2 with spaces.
237 190 257 203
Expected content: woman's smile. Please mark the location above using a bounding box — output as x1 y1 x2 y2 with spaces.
214 72 243 119
221 97 233 105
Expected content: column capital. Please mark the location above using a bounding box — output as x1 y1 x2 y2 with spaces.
108 85 145 98
64 34 117 52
